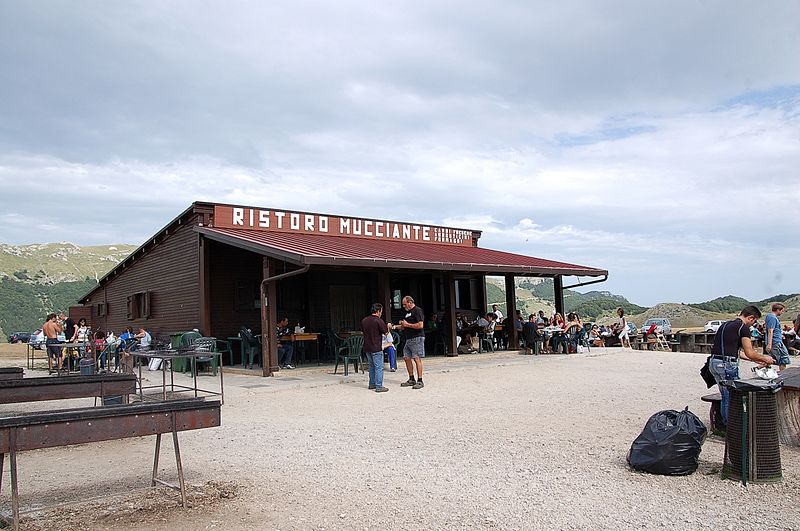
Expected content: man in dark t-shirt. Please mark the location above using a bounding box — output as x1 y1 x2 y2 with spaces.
398 295 425 389
361 303 389 393
709 305 774 424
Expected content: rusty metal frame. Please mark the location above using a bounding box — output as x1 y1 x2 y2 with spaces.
0 373 137 404
0 399 220 531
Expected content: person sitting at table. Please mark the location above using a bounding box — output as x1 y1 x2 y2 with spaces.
522 314 544 354
135 327 152 350
536 311 547 327
277 316 295 369
455 312 477 354
589 325 605 347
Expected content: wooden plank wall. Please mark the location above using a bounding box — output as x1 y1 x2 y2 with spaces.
82 220 201 339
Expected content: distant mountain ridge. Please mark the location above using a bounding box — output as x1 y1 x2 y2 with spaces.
485 277 799 329
0 242 136 339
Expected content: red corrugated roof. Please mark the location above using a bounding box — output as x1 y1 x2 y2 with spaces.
197 227 607 276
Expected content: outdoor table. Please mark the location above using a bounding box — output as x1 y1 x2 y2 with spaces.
132 349 224 405
226 336 245 366
29 341 89 372
280 333 320 365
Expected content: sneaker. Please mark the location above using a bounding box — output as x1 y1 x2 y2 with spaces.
368 384 376 390
389 368 396 372
412 380 424 389
285 364 295 370
400 378 416 387
375 387 389 393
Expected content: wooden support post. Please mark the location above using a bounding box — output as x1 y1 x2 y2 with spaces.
445 272 457 355
261 257 278 377
198 235 211 336
554 275 565 318
505 274 518 350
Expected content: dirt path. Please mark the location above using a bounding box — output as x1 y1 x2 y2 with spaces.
1 347 798 530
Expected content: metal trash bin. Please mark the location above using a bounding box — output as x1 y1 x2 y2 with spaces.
79 357 95 376
721 379 783 484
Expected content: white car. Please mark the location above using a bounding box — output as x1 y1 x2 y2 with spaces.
640 318 672 335
704 320 723 333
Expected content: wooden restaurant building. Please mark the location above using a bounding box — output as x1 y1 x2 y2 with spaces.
77 202 607 376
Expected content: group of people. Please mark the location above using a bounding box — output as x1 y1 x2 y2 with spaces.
709 303 798 426
360 296 426 393
41 311 151 373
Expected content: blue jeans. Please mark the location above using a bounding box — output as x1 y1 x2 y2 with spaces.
278 343 294 366
367 351 384 389
709 358 739 425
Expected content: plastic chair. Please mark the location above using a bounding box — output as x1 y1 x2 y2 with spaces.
176 331 201 373
521 323 543 355
214 339 233 367
564 325 581 353
334 335 364 376
478 330 494 353
239 326 261 368
191 337 219 376
323 330 345 362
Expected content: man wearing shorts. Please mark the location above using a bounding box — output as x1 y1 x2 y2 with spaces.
399 296 425 389
765 302 790 370
42 313 64 372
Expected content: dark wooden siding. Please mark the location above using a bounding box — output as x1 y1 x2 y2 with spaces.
82 218 201 339
207 240 263 338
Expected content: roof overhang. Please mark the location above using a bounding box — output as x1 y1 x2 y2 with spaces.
196 226 608 278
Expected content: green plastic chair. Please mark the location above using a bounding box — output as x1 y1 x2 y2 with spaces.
334 335 364 376
191 336 219 376
176 331 201 373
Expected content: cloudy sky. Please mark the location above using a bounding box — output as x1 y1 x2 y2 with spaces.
1 1 798 306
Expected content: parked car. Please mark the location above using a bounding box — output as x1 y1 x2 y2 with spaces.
640 318 672 335
7 332 31 344
704 320 724 333
627 323 639 337
29 329 45 350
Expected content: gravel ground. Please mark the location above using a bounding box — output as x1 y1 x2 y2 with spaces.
1 346 799 530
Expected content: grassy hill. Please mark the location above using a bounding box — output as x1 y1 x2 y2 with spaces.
0 243 136 339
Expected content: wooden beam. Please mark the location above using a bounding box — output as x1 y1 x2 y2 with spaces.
505 274 518 349
554 275 565 317
260 257 279 376
445 272 457 355
198 235 211 336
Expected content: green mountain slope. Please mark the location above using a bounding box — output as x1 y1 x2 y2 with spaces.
0 243 136 339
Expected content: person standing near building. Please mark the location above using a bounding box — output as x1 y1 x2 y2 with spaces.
42 313 63 372
765 302 790 370
398 295 425 389
710 306 774 425
361 303 389 393
491 304 504 323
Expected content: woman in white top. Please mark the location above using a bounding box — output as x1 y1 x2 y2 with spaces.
70 317 90 357
617 307 631 348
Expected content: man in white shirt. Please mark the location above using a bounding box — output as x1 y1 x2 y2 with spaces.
491 304 504 322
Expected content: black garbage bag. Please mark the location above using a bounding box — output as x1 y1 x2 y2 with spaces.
627 407 707 475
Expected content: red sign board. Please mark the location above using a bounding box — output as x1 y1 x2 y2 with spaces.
213 206 475 247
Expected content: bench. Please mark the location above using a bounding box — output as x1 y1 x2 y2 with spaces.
0 398 221 530
0 373 137 405
701 392 725 435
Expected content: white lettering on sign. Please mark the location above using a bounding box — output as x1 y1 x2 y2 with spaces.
215 206 474 246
